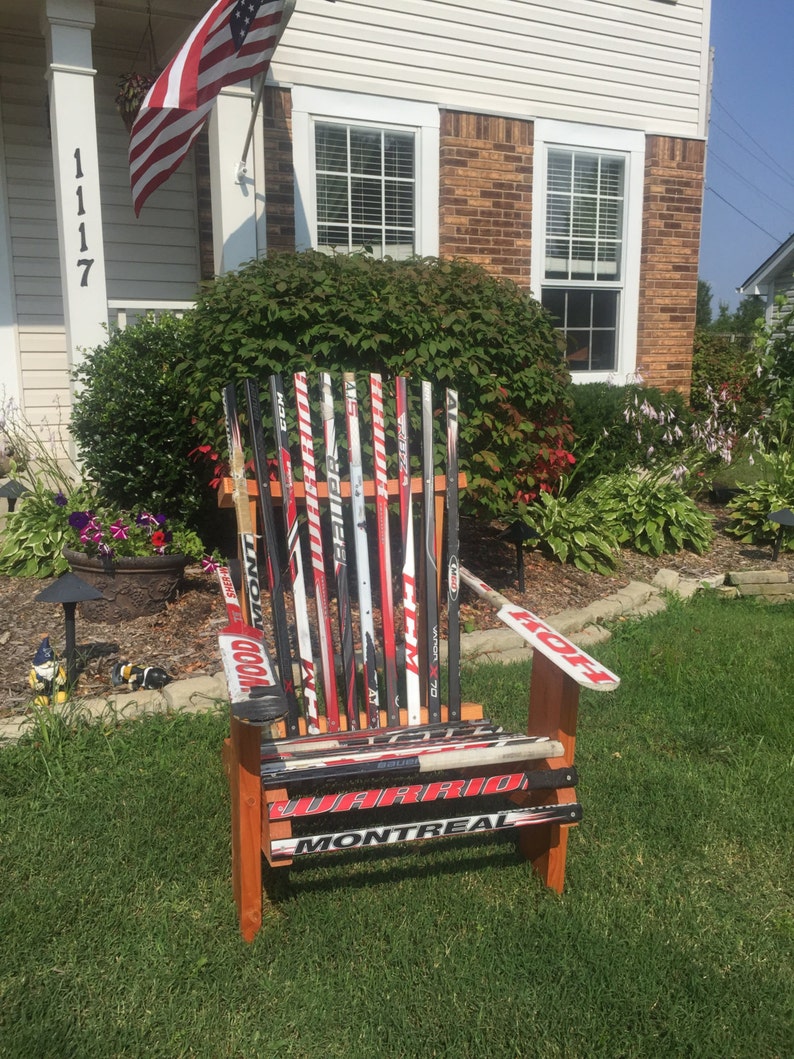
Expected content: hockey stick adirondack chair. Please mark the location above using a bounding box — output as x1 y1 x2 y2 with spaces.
217 372 620 942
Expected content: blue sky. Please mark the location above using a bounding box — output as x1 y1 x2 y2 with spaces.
698 0 794 311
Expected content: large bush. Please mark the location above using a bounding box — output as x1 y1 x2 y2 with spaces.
70 314 216 530
690 328 765 435
752 296 794 447
567 382 692 486
179 252 572 518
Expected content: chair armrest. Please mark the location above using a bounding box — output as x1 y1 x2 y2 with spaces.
459 566 620 691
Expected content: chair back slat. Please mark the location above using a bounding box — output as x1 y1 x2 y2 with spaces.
230 373 460 735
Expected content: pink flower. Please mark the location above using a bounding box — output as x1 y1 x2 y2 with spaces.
201 555 220 574
110 519 129 541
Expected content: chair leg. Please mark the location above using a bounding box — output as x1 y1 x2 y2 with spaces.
521 650 581 892
228 715 263 942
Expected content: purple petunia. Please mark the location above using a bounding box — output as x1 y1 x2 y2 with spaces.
53 491 68 507
68 510 92 531
201 556 220 574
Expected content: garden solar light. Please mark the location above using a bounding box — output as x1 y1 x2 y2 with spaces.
0 479 28 513
499 521 540 593
35 572 105 687
766 508 794 562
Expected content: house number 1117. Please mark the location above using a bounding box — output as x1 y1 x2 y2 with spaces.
73 148 94 288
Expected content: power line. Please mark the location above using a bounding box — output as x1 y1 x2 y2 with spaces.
705 185 782 243
707 119 794 198
708 151 794 220
712 95 794 188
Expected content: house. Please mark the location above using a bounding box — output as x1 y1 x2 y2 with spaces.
738 232 794 324
0 0 712 445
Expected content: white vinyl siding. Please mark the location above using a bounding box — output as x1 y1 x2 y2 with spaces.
274 0 710 139
0 39 65 423
93 63 201 306
0 38 201 423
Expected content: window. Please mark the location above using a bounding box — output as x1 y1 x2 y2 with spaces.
292 88 439 259
315 123 415 258
532 122 644 381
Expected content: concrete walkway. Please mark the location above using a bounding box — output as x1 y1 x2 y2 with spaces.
0 568 721 746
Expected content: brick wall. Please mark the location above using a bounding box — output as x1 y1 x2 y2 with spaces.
438 111 533 285
637 136 706 395
262 86 296 253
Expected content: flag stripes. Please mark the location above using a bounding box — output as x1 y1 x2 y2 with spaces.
129 0 291 215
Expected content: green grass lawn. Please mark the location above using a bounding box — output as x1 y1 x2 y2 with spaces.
1 593 792 1058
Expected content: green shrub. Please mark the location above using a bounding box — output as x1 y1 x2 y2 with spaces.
521 466 714 571
567 382 692 485
179 252 572 519
751 295 794 448
726 449 794 551
70 314 216 531
521 489 620 573
0 481 88 577
588 471 714 557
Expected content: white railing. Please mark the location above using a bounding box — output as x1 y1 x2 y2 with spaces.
107 300 196 330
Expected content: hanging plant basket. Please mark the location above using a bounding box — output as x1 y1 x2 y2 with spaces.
115 72 156 132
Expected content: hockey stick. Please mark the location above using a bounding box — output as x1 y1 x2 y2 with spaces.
261 720 504 761
294 372 340 732
268 765 578 820
270 803 583 860
343 372 380 726
396 376 421 724
244 377 301 737
269 374 320 733
370 373 399 725
222 383 264 632
319 373 358 728
261 732 563 780
446 387 461 721
215 563 288 725
458 567 621 690
421 381 441 722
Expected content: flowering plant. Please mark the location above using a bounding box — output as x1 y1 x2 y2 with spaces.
61 495 177 559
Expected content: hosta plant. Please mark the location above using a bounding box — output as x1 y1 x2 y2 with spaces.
726 449 794 551
520 490 620 574
588 470 714 557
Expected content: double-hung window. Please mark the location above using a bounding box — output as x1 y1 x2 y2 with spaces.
292 88 439 259
533 121 644 381
315 123 415 258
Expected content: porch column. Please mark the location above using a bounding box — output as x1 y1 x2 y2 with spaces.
207 85 264 274
41 0 108 379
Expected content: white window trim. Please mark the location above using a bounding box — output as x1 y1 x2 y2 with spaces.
291 87 439 257
531 120 645 384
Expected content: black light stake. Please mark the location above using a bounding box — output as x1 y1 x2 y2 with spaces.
767 508 794 562
35 572 105 687
499 521 541 594
0 479 29 513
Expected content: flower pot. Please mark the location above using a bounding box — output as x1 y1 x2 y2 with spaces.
63 548 188 624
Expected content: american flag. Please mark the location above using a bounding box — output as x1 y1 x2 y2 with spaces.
129 0 291 216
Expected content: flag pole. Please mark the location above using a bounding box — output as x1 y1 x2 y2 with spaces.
235 0 299 183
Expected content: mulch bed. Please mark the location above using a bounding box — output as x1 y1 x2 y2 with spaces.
2 501 791 714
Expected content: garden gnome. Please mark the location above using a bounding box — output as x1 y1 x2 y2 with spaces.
28 635 67 707
111 661 171 693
